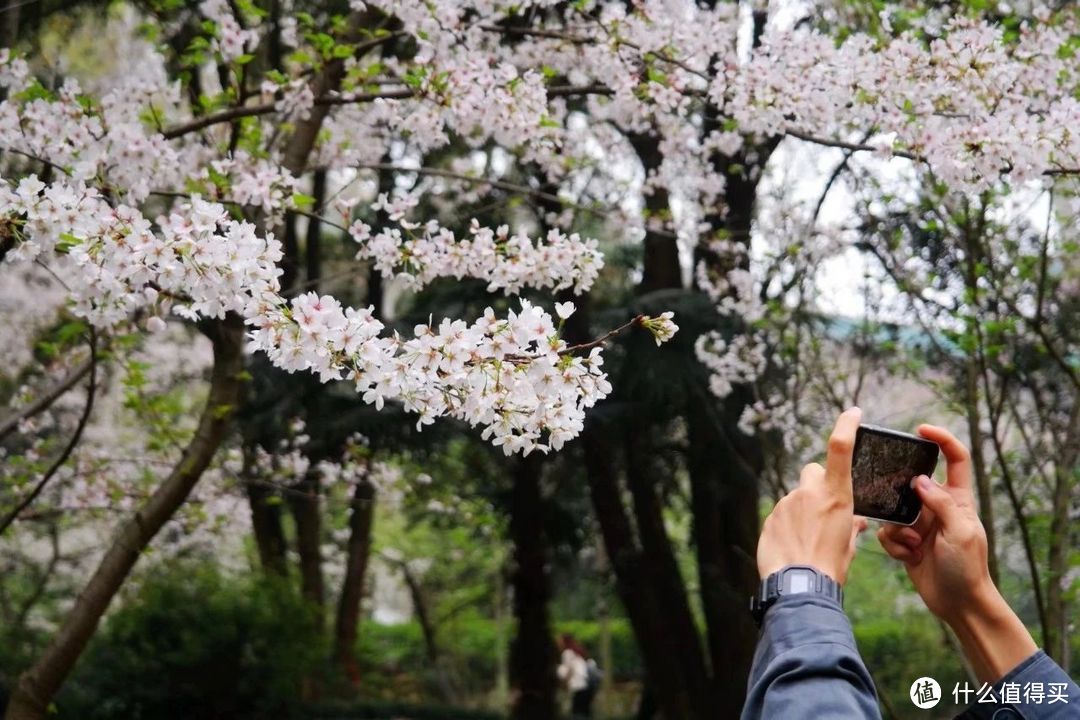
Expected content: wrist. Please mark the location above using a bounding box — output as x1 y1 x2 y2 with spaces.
945 580 1038 684
941 577 1004 628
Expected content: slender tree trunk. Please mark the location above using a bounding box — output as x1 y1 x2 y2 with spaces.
1044 404 1079 664
4 315 245 720
508 454 557 720
401 562 438 663
304 169 326 289
964 361 998 584
334 477 375 687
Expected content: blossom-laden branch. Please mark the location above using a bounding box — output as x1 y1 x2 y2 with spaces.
0 179 678 456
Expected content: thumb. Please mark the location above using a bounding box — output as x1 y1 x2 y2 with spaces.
914 475 960 527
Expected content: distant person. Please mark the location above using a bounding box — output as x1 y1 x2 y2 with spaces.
743 408 1080 718
557 633 598 718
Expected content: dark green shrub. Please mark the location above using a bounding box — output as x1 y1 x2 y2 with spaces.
57 562 323 720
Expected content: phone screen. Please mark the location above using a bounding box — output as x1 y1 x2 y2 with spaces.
851 425 939 525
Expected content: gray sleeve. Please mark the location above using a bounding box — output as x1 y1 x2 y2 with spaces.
956 650 1080 719
741 593 881 720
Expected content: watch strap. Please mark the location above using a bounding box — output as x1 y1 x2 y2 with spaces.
749 565 843 627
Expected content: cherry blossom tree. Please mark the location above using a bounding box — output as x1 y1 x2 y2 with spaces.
2 1 1080 719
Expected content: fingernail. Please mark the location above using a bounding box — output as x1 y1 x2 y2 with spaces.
848 406 861 414
916 475 931 490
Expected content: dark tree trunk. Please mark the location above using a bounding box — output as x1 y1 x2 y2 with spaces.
566 293 706 719
582 423 704 719
289 468 326 612
628 132 682 294
622 430 710 716
334 477 375 687
305 169 327 289
4 316 245 720
686 400 761 716
508 454 557 720
246 470 288 577
401 562 438 663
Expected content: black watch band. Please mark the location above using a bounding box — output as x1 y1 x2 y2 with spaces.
749 565 843 627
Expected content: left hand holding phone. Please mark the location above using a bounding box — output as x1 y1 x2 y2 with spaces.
757 407 868 586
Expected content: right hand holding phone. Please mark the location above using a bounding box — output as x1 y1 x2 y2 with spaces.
875 424 995 623
878 424 1039 684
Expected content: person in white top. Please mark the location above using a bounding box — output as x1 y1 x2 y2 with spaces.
556 634 598 718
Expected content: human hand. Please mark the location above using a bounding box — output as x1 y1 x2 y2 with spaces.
875 424 995 623
877 424 1037 683
757 407 867 585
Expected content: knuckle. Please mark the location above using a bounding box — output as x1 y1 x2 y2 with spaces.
828 434 853 454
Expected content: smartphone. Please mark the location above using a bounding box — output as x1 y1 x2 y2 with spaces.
851 424 940 525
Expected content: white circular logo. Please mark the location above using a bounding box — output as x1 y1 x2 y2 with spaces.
910 677 942 709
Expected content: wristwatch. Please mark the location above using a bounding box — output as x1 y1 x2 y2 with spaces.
750 565 843 627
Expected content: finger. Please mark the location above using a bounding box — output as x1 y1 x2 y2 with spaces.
825 407 862 496
913 474 962 527
905 475 938 537
877 527 923 565
848 516 869 554
849 516 869 545
917 424 972 491
880 523 922 550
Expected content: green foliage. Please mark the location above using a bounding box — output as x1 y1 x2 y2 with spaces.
57 564 323 720
357 615 640 690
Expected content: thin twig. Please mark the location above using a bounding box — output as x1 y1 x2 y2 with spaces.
0 357 93 441
0 330 98 536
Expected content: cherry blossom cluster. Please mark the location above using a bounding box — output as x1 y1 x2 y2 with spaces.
0 180 283 327
716 14 1080 192
246 294 647 455
349 205 603 294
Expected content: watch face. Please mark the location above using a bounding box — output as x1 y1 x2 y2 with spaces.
785 569 811 594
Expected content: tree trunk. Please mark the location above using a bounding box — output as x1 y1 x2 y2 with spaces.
289 468 326 612
4 315 245 720
964 361 998 584
401 562 438 663
686 399 761 716
1044 403 1079 664
244 445 288 576
334 477 375 687
508 454 557 720
622 429 710 716
628 132 682 294
304 169 327 289
582 422 701 719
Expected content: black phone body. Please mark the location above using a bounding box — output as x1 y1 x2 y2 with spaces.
851 424 940 526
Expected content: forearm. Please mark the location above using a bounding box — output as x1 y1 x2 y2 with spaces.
946 584 1038 685
743 594 880 719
